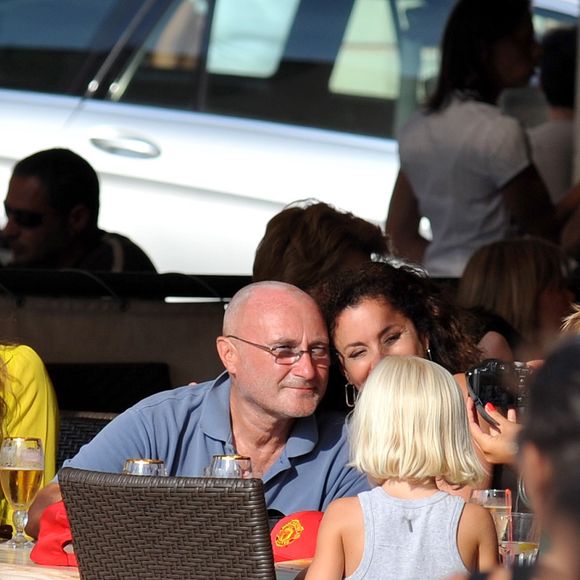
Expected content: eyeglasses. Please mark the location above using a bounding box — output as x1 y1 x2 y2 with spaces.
4 202 45 229
226 335 331 366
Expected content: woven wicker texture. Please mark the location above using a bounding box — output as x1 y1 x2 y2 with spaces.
57 412 117 470
60 468 276 580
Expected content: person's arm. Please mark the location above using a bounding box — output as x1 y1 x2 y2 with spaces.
467 398 521 466
500 165 560 241
26 482 62 538
305 501 347 580
475 505 500 572
2 345 59 484
556 181 580 224
386 169 428 264
458 502 498 573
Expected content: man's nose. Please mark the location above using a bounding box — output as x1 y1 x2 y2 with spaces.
292 351 317 379
2 216 20 239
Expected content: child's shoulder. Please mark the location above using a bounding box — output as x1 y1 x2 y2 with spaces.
458 501 496 543
322 495 365 542
323 496 363 527
461 501 494 524
326 495 361 514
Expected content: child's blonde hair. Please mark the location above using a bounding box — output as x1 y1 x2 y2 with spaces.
349 356 485 487
561 303 580 335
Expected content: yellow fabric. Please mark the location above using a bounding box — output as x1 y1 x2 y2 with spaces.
0 344 59 527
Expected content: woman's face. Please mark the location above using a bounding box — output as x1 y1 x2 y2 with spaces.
489 13 539 90
333 297 428 390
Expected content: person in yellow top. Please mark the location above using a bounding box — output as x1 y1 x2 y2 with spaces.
0 344 58 528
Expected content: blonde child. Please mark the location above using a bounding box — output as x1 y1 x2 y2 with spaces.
306 356 498 580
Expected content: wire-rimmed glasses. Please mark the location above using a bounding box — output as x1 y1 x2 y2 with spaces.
226 335 330 366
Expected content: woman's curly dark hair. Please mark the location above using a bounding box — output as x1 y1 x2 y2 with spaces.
317 262 482 374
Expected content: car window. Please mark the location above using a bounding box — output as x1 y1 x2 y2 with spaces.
101 0 578 140
207 0 300 77
0 0 140 95
202 0 454 138
108 0 208 109
203 0 405 138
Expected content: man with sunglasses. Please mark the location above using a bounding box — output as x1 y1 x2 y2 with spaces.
2 148 156 271
28 281 369 537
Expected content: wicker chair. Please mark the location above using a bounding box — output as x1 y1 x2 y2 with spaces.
57 411 118 470
59 468 276 580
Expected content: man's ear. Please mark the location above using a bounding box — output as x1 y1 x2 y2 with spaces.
216 336 238 375
67 204 91 235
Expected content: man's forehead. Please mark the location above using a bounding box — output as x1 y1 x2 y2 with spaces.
225 283 327 336
246 302 327 340
7 175 50 209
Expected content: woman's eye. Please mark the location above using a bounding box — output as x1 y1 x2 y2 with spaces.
383 333 402 345
348 349 365 359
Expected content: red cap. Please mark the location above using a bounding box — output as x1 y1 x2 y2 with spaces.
270 510 323 563
30 501 78 567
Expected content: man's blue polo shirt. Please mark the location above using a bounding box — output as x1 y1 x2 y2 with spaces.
64 372 369 514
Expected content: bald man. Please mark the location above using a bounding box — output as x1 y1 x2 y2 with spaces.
28 281 369 537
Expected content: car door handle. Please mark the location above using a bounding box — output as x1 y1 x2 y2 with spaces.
90 136 161 159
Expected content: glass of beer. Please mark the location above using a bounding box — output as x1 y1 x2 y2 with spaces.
470 489 512 541
0 437 44 549
123 458 167 476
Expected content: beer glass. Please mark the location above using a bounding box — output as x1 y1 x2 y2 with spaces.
470 489 512 541
205 455 253 478
123 459 167 476
0 437 44 549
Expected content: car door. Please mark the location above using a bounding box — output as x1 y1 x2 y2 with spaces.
60 0 402 274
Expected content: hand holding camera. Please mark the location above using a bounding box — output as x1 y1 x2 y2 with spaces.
465 359 533 427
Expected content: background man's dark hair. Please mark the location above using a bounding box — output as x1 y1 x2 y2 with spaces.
539 26 577 109
12 148 100 227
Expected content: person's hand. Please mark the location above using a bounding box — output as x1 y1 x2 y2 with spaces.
467 398 521 465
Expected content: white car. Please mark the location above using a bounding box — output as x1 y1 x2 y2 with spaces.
0 0 576 274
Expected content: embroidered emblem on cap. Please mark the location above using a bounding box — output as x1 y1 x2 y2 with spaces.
275 518 305 547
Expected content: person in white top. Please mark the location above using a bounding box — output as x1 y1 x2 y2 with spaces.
386 0 578 277
528 26 576 204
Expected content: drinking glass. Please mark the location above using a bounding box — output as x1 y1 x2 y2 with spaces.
498 512 541 567
123 459 167 476
470 489 512 541
0 437 44 549
205 455 253 478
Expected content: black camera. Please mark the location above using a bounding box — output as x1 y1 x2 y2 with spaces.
465 359 532 426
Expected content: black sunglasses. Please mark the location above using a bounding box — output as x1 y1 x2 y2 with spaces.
4 202 45 229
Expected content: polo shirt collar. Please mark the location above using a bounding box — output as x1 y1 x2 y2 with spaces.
200 371 233 445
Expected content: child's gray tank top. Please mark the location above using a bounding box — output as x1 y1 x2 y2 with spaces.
345 487 469 580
